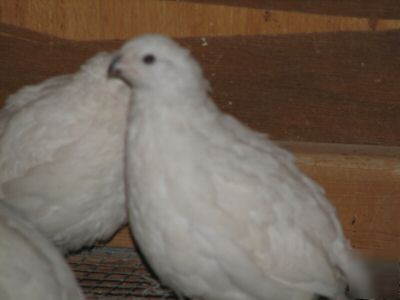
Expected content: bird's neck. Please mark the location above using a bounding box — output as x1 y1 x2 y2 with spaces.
131 87 214 118
126 88 218 145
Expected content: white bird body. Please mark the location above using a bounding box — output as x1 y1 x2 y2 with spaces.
0 52 130 252
111 35 371 300
0 203 85 300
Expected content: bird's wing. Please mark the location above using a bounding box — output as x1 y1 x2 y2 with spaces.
0 75 72 134
218 113 341 232
0 75 95 195
194 114 347 298
3 75 72 112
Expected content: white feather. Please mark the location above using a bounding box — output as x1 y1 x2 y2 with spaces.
0 203 85 300
0 52 130 253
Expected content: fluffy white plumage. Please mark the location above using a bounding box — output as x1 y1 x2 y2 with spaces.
110 35 372 300
0 203 85 300
0 52 130 253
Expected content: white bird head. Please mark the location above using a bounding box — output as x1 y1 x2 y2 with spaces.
108 34 210 96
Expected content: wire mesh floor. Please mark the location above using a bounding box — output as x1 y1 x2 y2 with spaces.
67 247 176 299
68 247 399 299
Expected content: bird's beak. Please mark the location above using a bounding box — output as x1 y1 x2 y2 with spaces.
107 54 134 87
108 54 123 79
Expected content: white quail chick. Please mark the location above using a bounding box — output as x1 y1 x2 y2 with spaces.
110 34 372 300
0 52 130 253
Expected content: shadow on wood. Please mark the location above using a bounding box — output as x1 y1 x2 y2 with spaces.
1 23 399 146
169 0 400 19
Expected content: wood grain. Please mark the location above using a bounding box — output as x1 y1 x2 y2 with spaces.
170 0 400 19
1 0 400 40
283 142 400 260
104 142 400 260
187 32 400 146
101 227 134 248
1 24 399 146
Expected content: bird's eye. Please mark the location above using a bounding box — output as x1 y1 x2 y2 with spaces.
142 54 156 65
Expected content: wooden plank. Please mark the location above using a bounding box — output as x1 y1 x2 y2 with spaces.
283 142 400 260
187 32 400 146
170 0 400 19
1 24 399 146
1 0 400 40
104 142 400 260
100 227 134 248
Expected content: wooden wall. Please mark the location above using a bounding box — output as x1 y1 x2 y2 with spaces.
0 0 399 260
2 0 400 40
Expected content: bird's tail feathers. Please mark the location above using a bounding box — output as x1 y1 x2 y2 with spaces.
332 240 374 299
